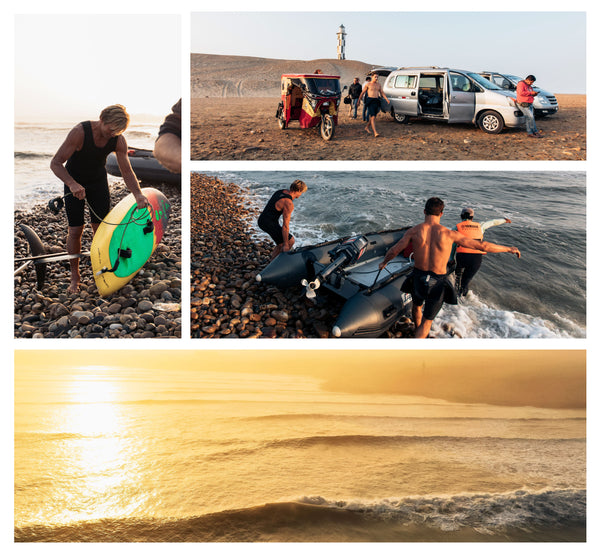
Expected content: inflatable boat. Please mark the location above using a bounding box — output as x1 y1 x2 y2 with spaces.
106 147 181 186
256 228 415 338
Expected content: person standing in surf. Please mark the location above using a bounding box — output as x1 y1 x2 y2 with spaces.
358 74 389 137
257 180 307 260
50 104 148 294
453 207 512 297
379 197 520 339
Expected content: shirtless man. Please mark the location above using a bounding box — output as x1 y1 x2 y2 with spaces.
379 197 521 338
358 74 389 137
153 99 181 174
257 180 307 260
51 104 148 293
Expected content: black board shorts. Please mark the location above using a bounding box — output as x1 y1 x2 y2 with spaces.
365 96 381 118
410 268 457 321
64 180 110 227
258 219 292 246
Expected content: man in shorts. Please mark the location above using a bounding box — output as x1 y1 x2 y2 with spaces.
51 104 148 293
257 180 307 260
379 197 521 338
358 73 389 137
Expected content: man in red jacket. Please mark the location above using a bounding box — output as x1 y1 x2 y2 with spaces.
516 75 541 138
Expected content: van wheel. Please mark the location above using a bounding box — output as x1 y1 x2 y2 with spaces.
321 114 335 140
478 110 504 134
392 108 410 124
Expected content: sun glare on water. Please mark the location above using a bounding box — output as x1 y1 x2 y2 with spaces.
51 368 146 523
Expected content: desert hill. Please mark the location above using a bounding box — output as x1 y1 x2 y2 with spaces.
191 53 375 98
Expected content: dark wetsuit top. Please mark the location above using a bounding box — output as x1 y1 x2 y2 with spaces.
257 190 293 245
410 267 457 321
64 121 118 226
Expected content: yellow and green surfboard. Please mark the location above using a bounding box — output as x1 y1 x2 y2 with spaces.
91 187 171 296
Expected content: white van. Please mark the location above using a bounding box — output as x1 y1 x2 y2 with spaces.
479 71 559 117
382 67 525 134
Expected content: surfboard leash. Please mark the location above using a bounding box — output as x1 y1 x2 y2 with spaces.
48 192 155 228
45 192 156 276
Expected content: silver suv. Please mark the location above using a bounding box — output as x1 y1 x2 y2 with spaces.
479 72 559 117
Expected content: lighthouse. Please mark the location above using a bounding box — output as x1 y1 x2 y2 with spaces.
337 24 347 60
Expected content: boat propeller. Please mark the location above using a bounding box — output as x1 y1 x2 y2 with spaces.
301 235 369 299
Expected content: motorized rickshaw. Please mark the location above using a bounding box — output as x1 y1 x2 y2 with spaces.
276 74 345 141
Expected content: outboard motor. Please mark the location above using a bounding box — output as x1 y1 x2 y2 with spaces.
301 235 368 299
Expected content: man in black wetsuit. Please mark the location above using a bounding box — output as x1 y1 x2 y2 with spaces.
51 104 148 294
257 180 307 260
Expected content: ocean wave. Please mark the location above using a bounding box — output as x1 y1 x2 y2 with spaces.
14 151 53 160
235 413 585 423
299 488 587 532
433 293 585 339
205 434 584 460
15 489 586 542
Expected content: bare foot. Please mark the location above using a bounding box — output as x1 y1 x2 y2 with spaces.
67 280 80 294
365 126 372 134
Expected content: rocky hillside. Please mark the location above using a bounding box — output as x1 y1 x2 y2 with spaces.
191 53 375 98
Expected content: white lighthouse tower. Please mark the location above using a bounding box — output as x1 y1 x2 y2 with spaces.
337 24 347 60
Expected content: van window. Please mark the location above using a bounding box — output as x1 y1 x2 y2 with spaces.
392 74 416 88
419 76 442 89
491 75 513 90
450 73 472 92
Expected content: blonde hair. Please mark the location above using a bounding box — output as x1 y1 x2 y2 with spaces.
99 104 130 133
290 179 307 193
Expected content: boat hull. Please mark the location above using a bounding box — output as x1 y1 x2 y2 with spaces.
257 228 415 338
106 148 181 186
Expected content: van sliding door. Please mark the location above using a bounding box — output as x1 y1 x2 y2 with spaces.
447 71 476 123
388 73 418 116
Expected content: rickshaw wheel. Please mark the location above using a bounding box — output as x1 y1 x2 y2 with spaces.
320 114 335 141
277 116 287 130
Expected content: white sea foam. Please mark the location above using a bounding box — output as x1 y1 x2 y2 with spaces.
298 488 586 531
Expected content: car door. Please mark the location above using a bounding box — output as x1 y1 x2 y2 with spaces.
447 71 476 123
386 73 419 116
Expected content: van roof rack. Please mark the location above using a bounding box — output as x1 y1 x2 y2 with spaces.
397 66 442 70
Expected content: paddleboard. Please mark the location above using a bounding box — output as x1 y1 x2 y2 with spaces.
91 187 171 296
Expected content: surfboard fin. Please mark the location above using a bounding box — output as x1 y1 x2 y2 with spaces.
18 224 47 289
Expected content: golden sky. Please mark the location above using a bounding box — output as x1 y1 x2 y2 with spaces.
15 349 585 410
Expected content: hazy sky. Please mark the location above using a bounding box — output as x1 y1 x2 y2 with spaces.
191 11 586 94
15 349 586 409
14 14 181 122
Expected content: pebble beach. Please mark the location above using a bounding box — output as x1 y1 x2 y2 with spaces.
14 181 182 339
190 173 415 339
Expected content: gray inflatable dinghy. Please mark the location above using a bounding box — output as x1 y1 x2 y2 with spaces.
106 147 181 186
256 228 414 338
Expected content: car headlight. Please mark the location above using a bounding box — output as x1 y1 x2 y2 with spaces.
505 96 516 106
538 96 550 105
